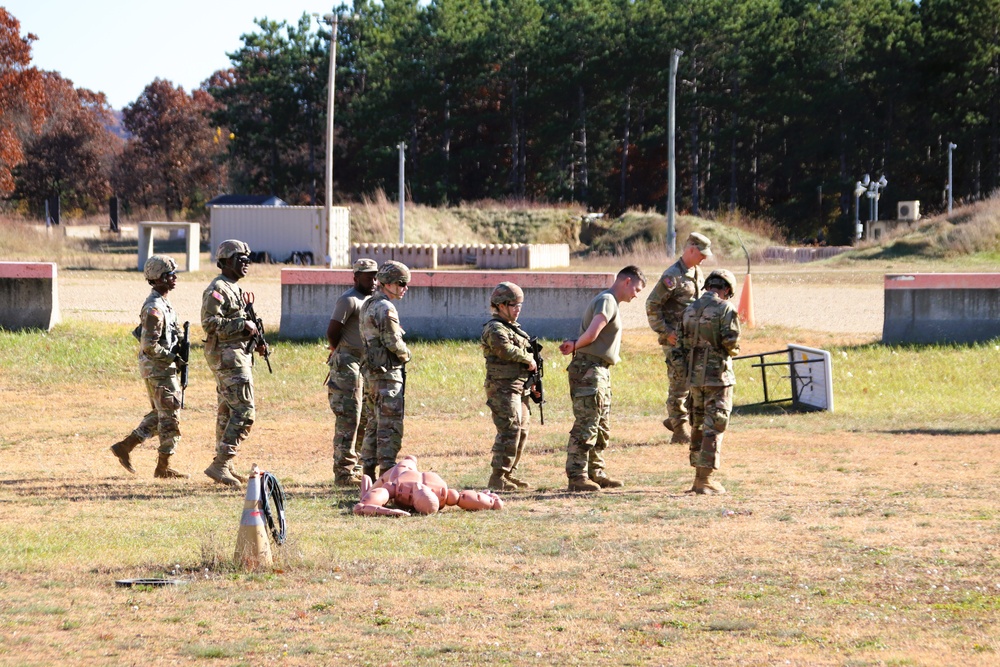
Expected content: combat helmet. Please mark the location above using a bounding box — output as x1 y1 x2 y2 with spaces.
216 239 251 260
377 260 411 285
490 282 524 307
705 269 737 297
143 254 177 282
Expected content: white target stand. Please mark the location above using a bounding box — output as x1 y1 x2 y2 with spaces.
734 344 834 412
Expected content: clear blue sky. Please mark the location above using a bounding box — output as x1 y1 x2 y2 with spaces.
7 1 329 109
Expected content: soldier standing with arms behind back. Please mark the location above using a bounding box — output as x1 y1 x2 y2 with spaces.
110 255 190 479
201 240 268 488
481 282 538 492
645 232 712 444
359 260 412 479
681 268 741 495
559 266 646 492
327 258 379 487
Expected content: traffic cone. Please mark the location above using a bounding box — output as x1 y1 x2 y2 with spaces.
234 464 273 570
737 273 756 328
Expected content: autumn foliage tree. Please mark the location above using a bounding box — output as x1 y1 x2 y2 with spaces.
14 72 120 214
117 79 221 218
0 8 45 195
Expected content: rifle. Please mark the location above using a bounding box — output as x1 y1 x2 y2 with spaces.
178 321 190 408
526 337 545 425
243 292 273 373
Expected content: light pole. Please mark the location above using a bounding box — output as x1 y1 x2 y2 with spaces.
397 142 406 243
947 142 957 213
862 174 887 225
853 180 866 241
666 48 682 258
321 11 339 265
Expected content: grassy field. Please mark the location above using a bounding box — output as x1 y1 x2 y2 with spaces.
1 318 999 666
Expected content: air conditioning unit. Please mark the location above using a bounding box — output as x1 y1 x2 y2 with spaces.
897 200 920 221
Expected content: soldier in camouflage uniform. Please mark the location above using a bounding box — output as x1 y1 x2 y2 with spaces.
326 258 379 487
645 232 712 444
201 240 269 488
110 255 190 479
359 260 412 478
681 269 741 495
481 282 539 492
559 266 646 492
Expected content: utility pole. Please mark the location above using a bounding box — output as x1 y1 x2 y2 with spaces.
398 142 406 243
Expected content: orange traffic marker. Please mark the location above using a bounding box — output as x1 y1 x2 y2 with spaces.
737 273 756 328
234 464 273 570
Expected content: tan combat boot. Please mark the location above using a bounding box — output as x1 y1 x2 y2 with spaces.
110 432 143 474
567 476 601 492
334 472 363 488
488 471 518 492
589 471 624 488
504 473 529 489
205 452 241 488
699 467 726 495
684 467 707 494
227 463 248 484
669 420 691 445
154 452 190 479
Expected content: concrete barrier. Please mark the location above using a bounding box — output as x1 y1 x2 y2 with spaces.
351 243 570 270
0 262 60 331
883 273 1000 344
280 269 614 340
138 221 201 272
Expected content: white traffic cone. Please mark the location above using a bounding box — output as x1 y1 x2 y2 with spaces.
233 464 273 570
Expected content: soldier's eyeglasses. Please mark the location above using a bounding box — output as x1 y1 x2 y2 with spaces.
397 281 408 287
235 255 251 264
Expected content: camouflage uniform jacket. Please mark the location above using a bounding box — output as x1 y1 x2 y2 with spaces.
481 318 533 382
681 292 741 387
645 258 703 346
138 289 181 379
360 292 410 382
201 274 253 372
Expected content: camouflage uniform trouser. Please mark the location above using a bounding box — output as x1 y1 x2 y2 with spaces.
133 374 182 455
360 377 404 471
213 366 255 457
565 354 612 479
485 377 530 474
663 344 691 425
327 349 368 479
689 385 733 470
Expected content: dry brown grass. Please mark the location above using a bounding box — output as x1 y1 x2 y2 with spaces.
1 325 998 666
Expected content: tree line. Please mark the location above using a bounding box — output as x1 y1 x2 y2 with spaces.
2 1 998 242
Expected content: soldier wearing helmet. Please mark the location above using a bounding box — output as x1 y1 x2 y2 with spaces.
326 258 379 487
680 267 741 495
109 255 189 479
358 260 412 477
200 239 266 488
645 232 713 444
480 282 537 491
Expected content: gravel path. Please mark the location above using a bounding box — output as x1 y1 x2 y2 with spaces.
59 267 884 336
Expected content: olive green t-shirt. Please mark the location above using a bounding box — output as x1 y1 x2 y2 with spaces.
575 289 621 365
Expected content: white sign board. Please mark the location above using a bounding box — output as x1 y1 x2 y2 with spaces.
787 344 834 412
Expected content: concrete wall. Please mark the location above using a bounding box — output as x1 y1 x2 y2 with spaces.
210 206 351 266
280 269 614 340
883 273 1000 344
763 246 851 262
0 262 60 331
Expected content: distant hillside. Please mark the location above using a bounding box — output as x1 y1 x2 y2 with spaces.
837 194 1000 262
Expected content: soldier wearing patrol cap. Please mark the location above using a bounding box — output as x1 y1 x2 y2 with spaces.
201 239 268 488
109 254 189 479
358 260 412 478
645 231 712 444
680 268 740 495
326 258 379 487
481 282 537 491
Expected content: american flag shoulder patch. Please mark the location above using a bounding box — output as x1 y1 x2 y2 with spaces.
211 290 223 301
